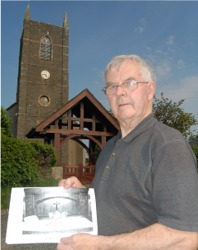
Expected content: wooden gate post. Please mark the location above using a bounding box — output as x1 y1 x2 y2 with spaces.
54 133 61 165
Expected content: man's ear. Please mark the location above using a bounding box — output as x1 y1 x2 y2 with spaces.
148 81 156 101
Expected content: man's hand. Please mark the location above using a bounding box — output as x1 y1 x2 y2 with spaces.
57 233 101 250
58 176 85 188
56 224 198 250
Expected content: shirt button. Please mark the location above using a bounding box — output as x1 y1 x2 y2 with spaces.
106 166 110 169
112 152 116 156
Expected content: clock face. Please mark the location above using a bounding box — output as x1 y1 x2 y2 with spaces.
41 70 50 79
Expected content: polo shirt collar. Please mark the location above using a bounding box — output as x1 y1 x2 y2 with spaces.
116 114 156 143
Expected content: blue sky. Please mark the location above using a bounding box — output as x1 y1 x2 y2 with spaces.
1 1 198 133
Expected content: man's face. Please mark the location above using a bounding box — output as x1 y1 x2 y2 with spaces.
105 59 155 125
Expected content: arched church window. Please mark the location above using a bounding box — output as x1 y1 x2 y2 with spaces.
40 36 52 60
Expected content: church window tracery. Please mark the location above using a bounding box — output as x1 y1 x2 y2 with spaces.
40 36 52 60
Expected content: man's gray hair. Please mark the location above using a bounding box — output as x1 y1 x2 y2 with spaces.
104 54 156 82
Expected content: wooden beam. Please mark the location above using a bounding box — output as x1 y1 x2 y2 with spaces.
54 133 61 165
80 102 84 130
45 128 115 136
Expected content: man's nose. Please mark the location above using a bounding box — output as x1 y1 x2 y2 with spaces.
115 85 126 96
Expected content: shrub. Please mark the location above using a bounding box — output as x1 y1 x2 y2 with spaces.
31 178 59 187
31 141 56 179
1 135 57 209
1 136 57 188
1 187 12 209
1 107 12 137
1 135 39 187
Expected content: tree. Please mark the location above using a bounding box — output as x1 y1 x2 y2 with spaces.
31 141 56 179
153 93 197 138
1 135 57 188
1 107 57 187
1 107 12 137
189 134 198 146
1 135 39 187
191 145 198 171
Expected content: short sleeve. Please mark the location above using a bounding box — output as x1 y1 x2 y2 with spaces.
152 140 198 231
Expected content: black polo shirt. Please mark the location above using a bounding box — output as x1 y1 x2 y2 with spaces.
92 114 198 235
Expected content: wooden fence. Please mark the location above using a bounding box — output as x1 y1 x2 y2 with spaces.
62 165 95 185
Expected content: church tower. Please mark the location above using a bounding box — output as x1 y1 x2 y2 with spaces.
6 4 119 175
16 5 69 139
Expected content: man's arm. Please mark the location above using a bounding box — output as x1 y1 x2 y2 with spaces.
99 223 198 250
57 223 198 250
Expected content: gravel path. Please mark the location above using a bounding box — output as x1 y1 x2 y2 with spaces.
1 211 57 250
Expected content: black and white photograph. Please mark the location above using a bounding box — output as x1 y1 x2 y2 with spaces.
6 187 98 244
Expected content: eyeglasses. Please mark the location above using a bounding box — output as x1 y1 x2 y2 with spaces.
102 79 149 95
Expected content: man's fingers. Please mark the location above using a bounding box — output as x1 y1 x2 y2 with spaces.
58 177 84 188
58 178 74 188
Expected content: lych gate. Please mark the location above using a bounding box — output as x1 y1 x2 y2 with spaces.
28 89 119 184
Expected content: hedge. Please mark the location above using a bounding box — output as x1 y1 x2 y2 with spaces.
1 134 56 188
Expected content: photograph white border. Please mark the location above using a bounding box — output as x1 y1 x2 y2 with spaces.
6 187 98 244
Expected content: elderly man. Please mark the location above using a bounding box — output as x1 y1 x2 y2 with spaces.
57 55 198 250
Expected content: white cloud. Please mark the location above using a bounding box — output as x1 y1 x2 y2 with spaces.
160 76 198 100
135 26 144 34
155 59 172 79
180 76 198 99
176 59 185 69
138 26 144 34
135 18 146 34
166 35 175 46
156 76 198 128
